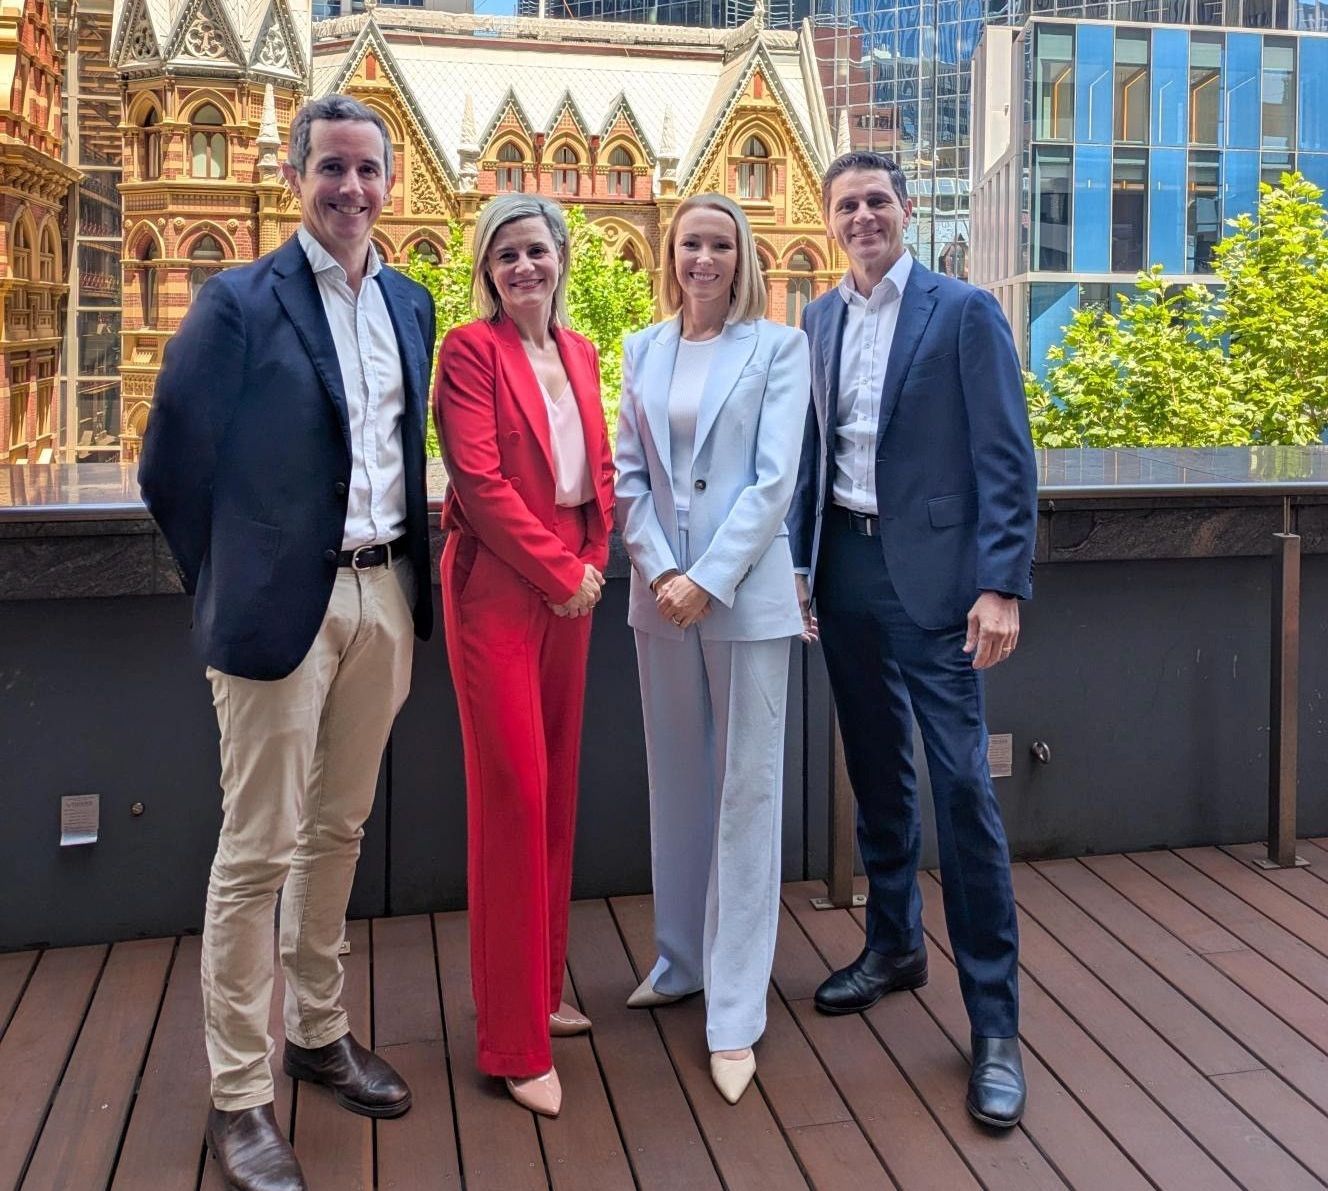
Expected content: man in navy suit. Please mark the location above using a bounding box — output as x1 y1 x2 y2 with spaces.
788 152 1037 1127
139 95 435 1190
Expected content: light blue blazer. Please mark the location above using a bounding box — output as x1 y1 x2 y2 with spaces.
614 316 811 642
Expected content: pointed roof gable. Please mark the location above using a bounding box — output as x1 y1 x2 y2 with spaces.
250 0 308 84
166 0 246 69
113 0 310 78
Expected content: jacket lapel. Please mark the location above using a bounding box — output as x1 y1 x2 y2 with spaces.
877 264 938 440
272 237 351 455
691 320 758 461
492 316 555 479
815 296 846 437
641 318 681 482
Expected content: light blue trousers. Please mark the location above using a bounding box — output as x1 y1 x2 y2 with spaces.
634 599 792 1052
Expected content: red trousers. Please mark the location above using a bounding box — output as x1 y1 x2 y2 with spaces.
441 505 592 1077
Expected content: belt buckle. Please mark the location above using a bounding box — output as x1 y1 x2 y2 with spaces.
350 544 378 571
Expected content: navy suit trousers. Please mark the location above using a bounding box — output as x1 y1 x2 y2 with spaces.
816 507 1019 1037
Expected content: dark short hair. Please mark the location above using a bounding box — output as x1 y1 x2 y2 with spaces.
822 151 909 208
287 94 393 181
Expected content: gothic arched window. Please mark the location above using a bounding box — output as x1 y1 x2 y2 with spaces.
737 135 770 200
607 146 634 197
496 142 525 193
190 104 227 180
552 145 579 196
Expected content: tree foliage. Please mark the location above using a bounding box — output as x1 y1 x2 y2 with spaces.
403 207 655 456
1027 173 1328 447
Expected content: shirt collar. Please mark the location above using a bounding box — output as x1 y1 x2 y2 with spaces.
297 225 382 284
838 250 914 309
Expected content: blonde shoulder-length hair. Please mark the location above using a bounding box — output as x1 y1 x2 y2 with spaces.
660 193 766 323
470 193 571 326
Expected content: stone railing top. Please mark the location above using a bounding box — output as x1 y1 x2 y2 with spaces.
4 448 1328 522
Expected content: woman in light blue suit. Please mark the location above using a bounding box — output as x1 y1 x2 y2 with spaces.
614 193 811 1104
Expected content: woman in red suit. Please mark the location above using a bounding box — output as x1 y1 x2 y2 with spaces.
434 194 615 1118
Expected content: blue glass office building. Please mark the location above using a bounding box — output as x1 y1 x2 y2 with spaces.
970 18 1328 371
820 0 1328 280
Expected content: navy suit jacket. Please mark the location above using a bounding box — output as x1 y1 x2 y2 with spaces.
139 235 436 681
788 262 1037 630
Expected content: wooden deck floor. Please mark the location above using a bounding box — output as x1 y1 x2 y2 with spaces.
5 841 1328 1190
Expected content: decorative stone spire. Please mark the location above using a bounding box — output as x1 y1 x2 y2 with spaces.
257 82 282 181
752 0 765 26
836 107 850 157
458 92 479 192
658 104 678 184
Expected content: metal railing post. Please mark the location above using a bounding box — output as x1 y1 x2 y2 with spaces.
813 700 866 909
1257 498 1308 870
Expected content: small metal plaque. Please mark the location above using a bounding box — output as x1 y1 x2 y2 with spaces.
811 894 868 910
988 734 1013 779
60 794 99 847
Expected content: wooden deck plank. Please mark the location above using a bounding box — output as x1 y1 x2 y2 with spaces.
110 936 210 1191
1176 846 1328 960
781 1120 894 1191
1223 844 1328 917
1011 863 1260 1076
291 919 374 1190
370 913 462 1191
22 938 174 1191
785 888 1066 1191
1211 1068 1328 1184
1081 853 1245 955
433 911 548 1191
609 894 810 1191
930 874 1316 1191
778 890 979 1191
909 875 1153 1191
563 899 720 1191
0 945 106 1187
0 950 37 1041
536 971 636 1191
1042 858 1328 1114
1129 850 1328 993
1205 947 1328 1053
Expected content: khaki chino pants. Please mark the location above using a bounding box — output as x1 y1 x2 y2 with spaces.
202 558 415 1110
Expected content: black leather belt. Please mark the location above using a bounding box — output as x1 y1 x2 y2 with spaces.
337 538 406 570
838 505 880 537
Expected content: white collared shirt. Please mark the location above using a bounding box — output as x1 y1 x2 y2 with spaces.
297 227 407 551
832 250 914 515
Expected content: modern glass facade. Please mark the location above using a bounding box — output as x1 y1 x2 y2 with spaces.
815 0 1324 277
969 19 1327 371
514 0 811 28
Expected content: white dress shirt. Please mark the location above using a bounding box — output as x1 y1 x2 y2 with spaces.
298 227 407 551
538 379 594 507
832 250 914 515
667 335 721 526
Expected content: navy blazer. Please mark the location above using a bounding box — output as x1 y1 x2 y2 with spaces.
788 262 1037 630
139 235 436 681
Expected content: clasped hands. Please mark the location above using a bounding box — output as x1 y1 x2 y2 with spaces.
548 564 604 618
651 569 711 629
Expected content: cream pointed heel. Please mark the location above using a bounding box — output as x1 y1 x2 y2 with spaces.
505 1068 562 1117
549 1001 592 1037
710 1049 756 1104
626 975 685 1009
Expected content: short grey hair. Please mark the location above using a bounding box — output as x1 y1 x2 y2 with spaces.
471 194 571 326
822 151 909 208
287 94 394 182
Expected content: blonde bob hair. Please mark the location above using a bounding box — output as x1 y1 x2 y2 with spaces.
660 193 766 323
470 193 571 326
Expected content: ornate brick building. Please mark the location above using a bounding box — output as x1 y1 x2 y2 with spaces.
112 4 840 452
2 0 79 463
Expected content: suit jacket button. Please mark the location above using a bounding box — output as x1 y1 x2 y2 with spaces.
335 481 347 496
324 549 337 562
511 476 522 488
694 479 706 491
508 431 520 443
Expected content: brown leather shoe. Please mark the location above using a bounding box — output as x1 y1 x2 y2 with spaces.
205 1104 306 1191
282 1033 412 1119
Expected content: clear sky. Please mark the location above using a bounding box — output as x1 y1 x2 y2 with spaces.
473 0 519 12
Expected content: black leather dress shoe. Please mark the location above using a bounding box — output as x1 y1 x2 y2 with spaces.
282 1033 412 1118
206 1103 306 1191
813 945 928 1015
967 1035 1027 1127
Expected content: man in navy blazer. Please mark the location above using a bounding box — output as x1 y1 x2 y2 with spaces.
139 96 434 1191
788 151 1037 1127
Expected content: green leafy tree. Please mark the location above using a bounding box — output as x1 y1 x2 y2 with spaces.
1027 174 1328 447
403 207 654 457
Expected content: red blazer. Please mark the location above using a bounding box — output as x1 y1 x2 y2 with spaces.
434 316 615 605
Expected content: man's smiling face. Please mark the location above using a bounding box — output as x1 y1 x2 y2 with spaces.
283 118 392 269
825 167 912 277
